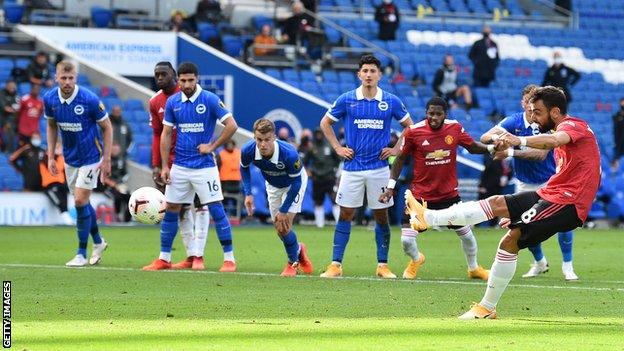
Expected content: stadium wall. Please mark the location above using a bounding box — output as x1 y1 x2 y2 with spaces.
0 193 112 225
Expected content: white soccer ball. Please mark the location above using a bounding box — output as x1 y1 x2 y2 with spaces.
128 187 167 224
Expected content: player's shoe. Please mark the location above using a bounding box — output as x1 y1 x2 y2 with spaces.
320 263 342 278
142 259 172 271
404 190 428 231
522 261 549 278
376 264 397 279
297 243 314 275
89 239 108 265
562 265 579 281
219 260 237 272
402 253 426 279
192 256 205 270
467 266 489 281
171 256 194 270
280 262 298 277
458 303 497 320
66 254 88 267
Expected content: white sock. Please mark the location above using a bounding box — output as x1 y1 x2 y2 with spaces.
424 200 493 227
331 261 342 267
537 257 548 267
193 205 210 257
179 205 195 257
332 205 340 222
562 261 573 271
314 206 325 228
480 248 517 310
159 252 171 262
400 228 420 261
224 251 235 262
456 226 478 270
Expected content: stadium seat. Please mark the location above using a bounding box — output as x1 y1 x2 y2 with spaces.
123 99 144 111
3 3 24 24
91 6 113 28
197 22 220 43
222 36 243 58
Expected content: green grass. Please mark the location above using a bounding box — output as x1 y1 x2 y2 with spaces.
1 225 623 350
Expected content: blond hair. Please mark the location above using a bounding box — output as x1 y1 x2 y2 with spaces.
56 60 76 73
253 118 275 134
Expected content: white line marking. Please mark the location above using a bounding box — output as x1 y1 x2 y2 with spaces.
2 263 622 293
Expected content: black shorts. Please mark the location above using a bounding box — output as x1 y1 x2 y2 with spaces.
402 196 462 231
505 191 582 249
312 178 335 204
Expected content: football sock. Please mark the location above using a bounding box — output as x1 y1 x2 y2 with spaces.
400 228 420 261
331 220 351 263
314 206 325 228
424 200 493 227
193 205 210 257
332 205 340 223
375 223 391 263
75 204 90 258
178 205 195 258
456 226 478 270
208 203 233 253
281 230 299 263
159 211 179 262
224 251 235 262
528 244 545 262
480 248 517 310
558 231 574 262
87 204 102 244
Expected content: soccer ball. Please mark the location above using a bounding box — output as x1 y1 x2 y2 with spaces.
128 187 166 224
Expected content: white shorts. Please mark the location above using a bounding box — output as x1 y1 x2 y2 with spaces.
65 161 101 193
336 167 393 209
515 180 545 193
266 171 308 219
165 164 224 204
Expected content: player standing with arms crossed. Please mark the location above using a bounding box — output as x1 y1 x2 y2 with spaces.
45 61 111 267
143 62 237 272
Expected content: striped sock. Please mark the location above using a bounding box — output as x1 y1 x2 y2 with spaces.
424 200 494 227
455 225 478 270
400 228 419 261
480 248 517 310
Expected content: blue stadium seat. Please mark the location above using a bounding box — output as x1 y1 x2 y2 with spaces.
3 3 24 24
251 15 274 32
222 35 243 57
123 99 143 111
103 97 123 109
321 70 339 83
264 68 282 80
91 6 112 28
197 22 220 43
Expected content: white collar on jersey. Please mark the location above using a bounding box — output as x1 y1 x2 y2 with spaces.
355 86 383 101
522 111 539 130
180 84 202 103
255 140 280 164
58 85 79 104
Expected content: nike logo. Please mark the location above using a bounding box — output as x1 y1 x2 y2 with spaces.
350 103 358 107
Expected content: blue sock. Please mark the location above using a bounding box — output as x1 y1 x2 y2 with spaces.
281 230 299 263
528 244 544 262
160 211 180 255
208 203 233 252
332 220 351 263
75 205 90 258
87 204 102 244
375 223 391 263
558 231 574 262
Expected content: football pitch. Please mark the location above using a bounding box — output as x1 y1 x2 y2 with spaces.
1 225 622 350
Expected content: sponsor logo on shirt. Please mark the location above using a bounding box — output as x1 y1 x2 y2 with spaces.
354 118 384 130
262 170 287 177
74 105 84 115
57 122 83 132
178 123 204 133
425 149 451 166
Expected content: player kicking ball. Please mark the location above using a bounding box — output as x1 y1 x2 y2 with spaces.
379 97 496 280
240 119 313 277
404 87 600 319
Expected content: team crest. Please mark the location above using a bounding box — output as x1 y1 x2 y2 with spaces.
196 104 206 114
445 135 454 145
378 101 388 111
98 101 106 112
294 159 301 170
276 162 285 170
74 105 84 115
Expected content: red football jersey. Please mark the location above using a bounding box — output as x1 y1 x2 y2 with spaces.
17 94 44 137
537 116 601 222
401 119 474 202
149 86 180 168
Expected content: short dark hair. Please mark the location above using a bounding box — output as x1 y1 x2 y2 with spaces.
521 84 538 98
530 86 567 115
426 96 449 112
358 54 381 70
155 61 176 75
177 62 198 76
253 118 275 134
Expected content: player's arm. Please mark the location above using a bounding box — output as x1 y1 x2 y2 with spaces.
480 125 506 144
97 117 113 181
320 115 353 160
275 156 303 234
198 116 238 154
46 117 59 175
149 101 163 171
379 151 408 204
493 147 549 161
500 131 571 150
240 147 254 216
160 124 174 183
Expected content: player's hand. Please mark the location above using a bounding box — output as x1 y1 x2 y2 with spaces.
379 146 398 160
152 166 165 186
160 166 171 184
274 212 291 234
336 146 354 160
99 157 111 183
499 217 511 229
244 195 255 216
379 188 395 204
500 132 521 147
492 149 508 160
197 143 215 155
48 157 58 176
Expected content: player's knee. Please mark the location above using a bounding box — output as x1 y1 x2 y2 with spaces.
499 230 520 253
207 202 226 221
275 225 288 237
166 202 182 212
488 195 508 216
339 207 355 221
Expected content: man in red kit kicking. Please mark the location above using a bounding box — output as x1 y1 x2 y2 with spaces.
405 87 600 319
380 97 499 280
147 61 235 272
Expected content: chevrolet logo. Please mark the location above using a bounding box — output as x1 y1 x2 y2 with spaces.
425 149 450 160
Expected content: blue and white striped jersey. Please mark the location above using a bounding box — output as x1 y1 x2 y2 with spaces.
240 139 303 189
497 111 555 184
326 86 409 171
43 85 108 167
163 84 231 169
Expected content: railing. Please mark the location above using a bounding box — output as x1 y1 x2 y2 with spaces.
246 43 298 68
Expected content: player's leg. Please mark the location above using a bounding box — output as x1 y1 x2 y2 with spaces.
559 230 578 280
400 211 425 279
367 167 396 278
455 225 489 280
192 198 210 267
171 203 195 269
320 171 364 278
522 243 550 278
